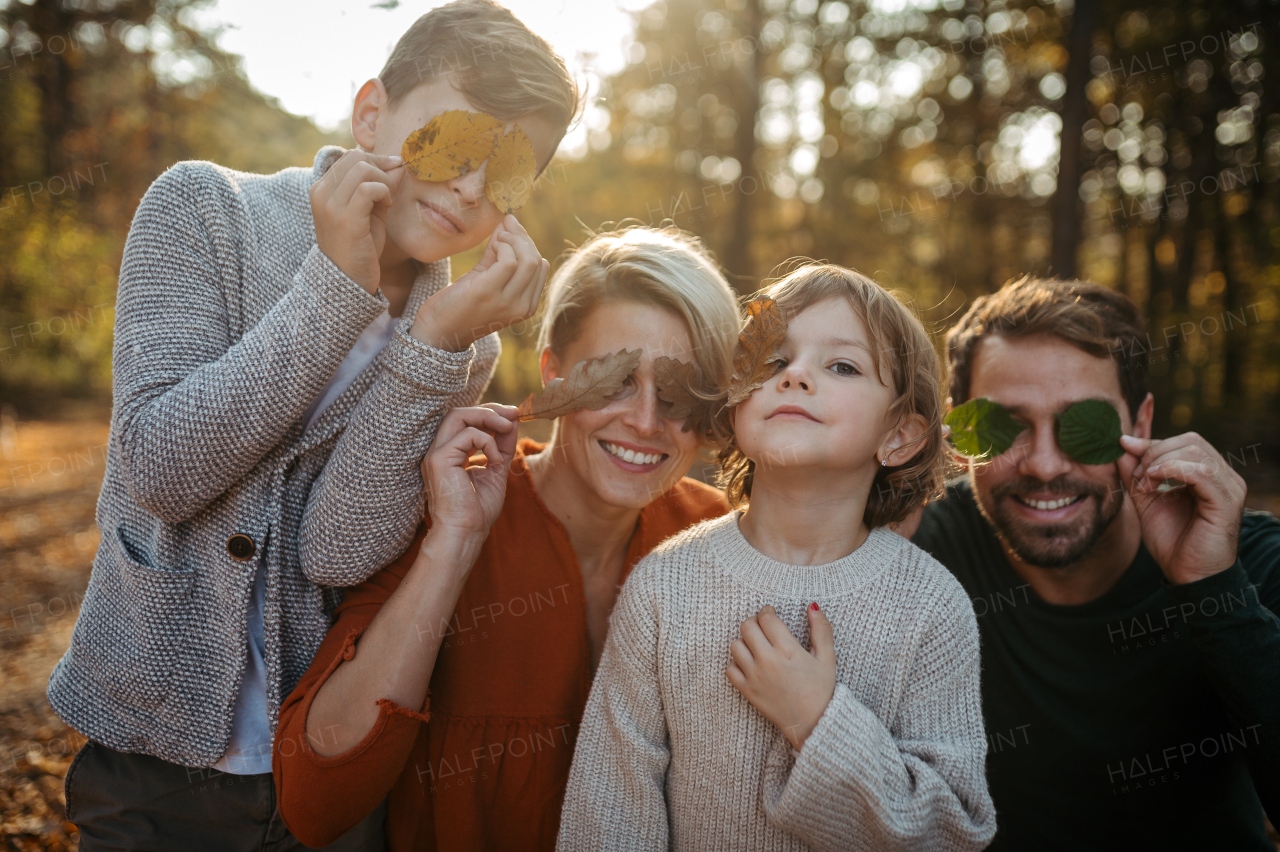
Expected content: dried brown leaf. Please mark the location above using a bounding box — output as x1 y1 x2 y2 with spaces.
518 348 642 421
654 356 701 432
726 295 787 406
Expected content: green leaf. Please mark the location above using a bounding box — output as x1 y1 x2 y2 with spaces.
944 398 1028 459
1055 399 1125 465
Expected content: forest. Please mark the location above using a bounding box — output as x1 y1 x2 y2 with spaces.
1 0 1279 846
1 0 1277 472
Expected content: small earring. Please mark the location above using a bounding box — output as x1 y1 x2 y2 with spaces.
880 457 888 467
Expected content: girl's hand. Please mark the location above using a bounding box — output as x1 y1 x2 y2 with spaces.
727 603 836 751
421 404 519 546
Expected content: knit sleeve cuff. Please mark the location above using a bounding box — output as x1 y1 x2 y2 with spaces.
380 324 476 397
297 244 389 334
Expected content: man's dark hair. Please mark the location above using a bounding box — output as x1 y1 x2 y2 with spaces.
945 276 1149 420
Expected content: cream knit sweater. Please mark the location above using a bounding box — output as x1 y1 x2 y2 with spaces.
557 512 996 851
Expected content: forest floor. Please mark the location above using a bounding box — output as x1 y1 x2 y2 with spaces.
1 412 106 850
1 412 1278 850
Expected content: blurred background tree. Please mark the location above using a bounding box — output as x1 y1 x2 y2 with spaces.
1 0 1276 491
0 0 340 410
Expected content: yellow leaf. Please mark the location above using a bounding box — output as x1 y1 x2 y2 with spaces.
485 125 538 214
518 349 642 421
401 109 504 182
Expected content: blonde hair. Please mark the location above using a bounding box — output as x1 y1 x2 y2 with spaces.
537 225 741 440
379 0 582 153
714 264 946 528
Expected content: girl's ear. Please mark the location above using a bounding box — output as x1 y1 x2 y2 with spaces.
880 412 929 467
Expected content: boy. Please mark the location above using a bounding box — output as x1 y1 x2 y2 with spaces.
48 2 579 848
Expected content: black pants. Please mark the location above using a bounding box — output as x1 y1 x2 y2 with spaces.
65 741 386 852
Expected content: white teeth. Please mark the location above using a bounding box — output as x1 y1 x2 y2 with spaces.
603 442 664 466
1020 496 1077 510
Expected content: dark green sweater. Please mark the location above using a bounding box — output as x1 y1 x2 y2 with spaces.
914 479 1280 851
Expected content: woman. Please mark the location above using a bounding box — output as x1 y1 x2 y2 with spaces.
272 226 741 850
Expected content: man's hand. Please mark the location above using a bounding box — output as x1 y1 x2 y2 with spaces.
411 214 550 352
310 151 405 294
421 403 519 548
1117 432 1247 585
727 603 837 751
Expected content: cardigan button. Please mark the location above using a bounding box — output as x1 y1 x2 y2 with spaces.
227 533 256 561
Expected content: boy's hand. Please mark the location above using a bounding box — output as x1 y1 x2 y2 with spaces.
727 603 836 751
411 214 550 352
310 150 405 295
421 404 519 548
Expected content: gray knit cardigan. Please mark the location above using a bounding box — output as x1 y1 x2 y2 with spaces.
46 146 498 767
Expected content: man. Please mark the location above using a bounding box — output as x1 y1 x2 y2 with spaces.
908 276 1279 850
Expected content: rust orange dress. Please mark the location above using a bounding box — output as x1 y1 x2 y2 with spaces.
273 439 728 851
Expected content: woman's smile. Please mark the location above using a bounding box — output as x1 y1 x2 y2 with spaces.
598 438 669 471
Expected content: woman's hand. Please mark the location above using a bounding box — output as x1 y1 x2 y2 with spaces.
421 403 519 546
727 603 836 751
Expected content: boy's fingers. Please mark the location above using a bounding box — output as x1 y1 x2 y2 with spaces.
337 161 398 210
500 236 542 298
807 603 835 663
523 258 550 318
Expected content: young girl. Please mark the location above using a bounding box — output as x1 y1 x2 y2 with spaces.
557 265 996 851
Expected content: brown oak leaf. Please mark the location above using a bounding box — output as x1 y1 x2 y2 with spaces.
654 356 701 432
725 295 787 406
518 348 643 421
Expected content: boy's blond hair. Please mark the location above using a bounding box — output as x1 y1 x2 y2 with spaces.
380 0 582 154
714 264 946 528
537 225 741 441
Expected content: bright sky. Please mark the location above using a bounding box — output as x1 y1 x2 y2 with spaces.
191 0 650 155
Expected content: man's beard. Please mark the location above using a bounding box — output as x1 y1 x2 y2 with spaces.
975 472 1125 569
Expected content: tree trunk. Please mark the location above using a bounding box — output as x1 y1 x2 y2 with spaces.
724 0 762 289
1048 0 1097 279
